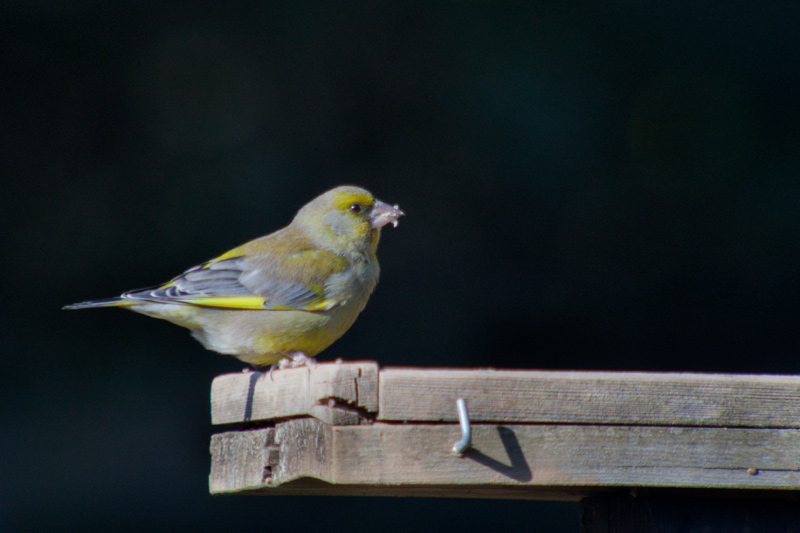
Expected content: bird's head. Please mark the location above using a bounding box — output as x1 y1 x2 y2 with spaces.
294 186 404 257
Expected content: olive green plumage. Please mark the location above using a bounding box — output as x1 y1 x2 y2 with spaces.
65 186 404 368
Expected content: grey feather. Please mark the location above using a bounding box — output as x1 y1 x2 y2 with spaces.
119 256 336 310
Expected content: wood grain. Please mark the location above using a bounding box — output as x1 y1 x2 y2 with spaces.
378 368 800 427
210 361 378 425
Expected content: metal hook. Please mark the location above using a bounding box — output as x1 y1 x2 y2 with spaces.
452 398 472 455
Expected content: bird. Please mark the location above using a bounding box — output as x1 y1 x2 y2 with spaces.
64 185 404 371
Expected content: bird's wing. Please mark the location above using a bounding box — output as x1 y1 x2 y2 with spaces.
122 245 348 311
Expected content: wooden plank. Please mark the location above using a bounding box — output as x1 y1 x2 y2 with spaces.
210 362 379 426
378 368 800 427
209 419 800 496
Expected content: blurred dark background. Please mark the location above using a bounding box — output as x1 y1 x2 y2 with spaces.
2 1 800 531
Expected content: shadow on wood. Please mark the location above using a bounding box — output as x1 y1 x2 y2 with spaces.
463 427 532 482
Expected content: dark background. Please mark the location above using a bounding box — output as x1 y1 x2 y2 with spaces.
3 2 800 532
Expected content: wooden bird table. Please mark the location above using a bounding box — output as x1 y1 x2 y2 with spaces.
209 362 800 531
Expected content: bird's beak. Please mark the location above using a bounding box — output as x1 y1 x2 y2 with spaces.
371 200 405 229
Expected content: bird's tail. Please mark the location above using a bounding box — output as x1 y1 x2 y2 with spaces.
63 297 134 310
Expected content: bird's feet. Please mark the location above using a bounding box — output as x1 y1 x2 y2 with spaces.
278 351 319 369
267 351 318 380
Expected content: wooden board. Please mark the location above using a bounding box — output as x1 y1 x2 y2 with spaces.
378 368 800 427
210 365 800 499
210 362 378 426
211 364 800 428
209 418 800 497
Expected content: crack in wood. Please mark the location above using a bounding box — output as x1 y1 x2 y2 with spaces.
262 429 280 484
315 396 377 422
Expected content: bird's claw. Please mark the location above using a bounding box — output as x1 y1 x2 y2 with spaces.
278 352 318 369
267 352 318 381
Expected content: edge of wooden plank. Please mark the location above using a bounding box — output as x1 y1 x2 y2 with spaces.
213 482 800 502
215 479 594 500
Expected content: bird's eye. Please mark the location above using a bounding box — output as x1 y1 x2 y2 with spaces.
349 203 362 213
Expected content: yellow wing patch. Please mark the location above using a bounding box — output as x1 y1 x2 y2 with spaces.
169 295 337 311
176 296 267 309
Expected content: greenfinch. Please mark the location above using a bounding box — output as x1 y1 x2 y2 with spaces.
65 186 404 370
